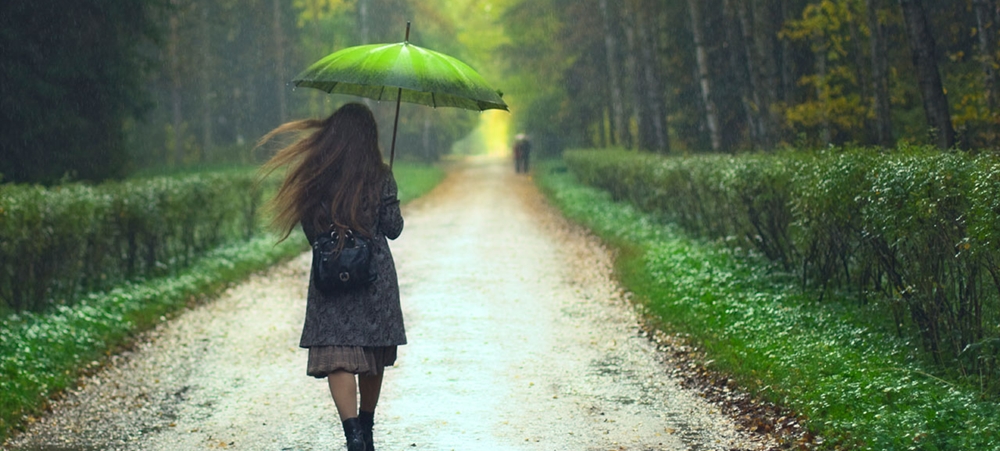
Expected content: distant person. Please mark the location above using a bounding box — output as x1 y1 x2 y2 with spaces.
513 133 532 174
257 103 405 451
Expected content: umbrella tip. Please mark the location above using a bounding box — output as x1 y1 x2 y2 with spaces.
405 22 411 42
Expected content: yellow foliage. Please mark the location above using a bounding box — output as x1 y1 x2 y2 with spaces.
293 0 351 28
780 0 874 137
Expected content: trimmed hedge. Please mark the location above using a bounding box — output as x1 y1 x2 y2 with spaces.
565 147 1000 394
0 162 445 441
537 161 1000 450
0 171 269 313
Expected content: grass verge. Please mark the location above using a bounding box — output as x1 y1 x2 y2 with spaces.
0 162 444 442
0 235 306 440
536 160 1000 450
392 162 446 204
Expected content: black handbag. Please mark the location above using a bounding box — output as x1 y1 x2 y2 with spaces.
312 226 377 293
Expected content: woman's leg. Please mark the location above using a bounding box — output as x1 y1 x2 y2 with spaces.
358 373 383 451
327 370 359 421
358 373 383 412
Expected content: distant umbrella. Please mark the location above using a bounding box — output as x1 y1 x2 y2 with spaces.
293 22 508 168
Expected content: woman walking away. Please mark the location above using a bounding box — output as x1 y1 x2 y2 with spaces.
257 103 405 451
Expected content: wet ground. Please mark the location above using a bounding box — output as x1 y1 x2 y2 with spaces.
5 157 780 451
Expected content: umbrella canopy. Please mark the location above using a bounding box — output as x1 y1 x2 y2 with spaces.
292 23 507 168
294 42 508 112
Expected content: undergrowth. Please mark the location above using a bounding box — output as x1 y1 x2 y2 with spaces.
536 160 1000 450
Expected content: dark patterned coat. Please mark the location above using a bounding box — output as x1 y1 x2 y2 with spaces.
298 173 406 348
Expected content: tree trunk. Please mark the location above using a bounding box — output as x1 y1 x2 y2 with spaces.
638 1 668 152
688 0 721 151
599 0 627 147
199 3 213 161
233 87 245 149
357 0 378 113
847 2 875 142
974 0 999 146
867 0 894 147
735 0 770 148
422 115 432 161
169 1 183 166
358 0 370 43
723 0 759 147
272 0 287 123
599 108 608 147
816 37 832 145
621 1 642 150
898 0 955 149
753 0 781 148
307 0 328 117
780 0 795 104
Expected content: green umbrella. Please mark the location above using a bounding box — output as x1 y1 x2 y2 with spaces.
293 23 508 168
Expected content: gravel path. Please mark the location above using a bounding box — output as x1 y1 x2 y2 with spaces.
5 157 776 451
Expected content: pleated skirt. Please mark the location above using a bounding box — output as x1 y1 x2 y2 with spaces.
307 345 398 378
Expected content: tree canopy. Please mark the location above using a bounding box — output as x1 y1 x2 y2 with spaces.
0 0 160 183
3 0 1000 183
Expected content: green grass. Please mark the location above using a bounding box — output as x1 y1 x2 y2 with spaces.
391 162 446 203
0 162 444 442
536 160 1000 451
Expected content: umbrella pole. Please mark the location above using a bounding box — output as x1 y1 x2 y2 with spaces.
388 22 411 171
389 88 402 170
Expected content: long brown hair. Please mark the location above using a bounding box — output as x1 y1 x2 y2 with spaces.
256 103 389 241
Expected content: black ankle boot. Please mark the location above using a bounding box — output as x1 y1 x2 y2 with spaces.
358 410 375 451
342 417 366 451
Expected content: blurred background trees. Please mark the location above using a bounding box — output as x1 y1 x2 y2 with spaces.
0 0 480 184
499 0 1000 156
3 0 1000 184
134 0 481 176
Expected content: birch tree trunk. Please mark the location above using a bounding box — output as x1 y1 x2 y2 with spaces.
688 0 721 151
898 0 955 149
599 0 627 147
272 0 287 123
867 0 894 147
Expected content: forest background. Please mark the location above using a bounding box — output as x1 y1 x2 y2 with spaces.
5 1 1000 447
5 0 1000 184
